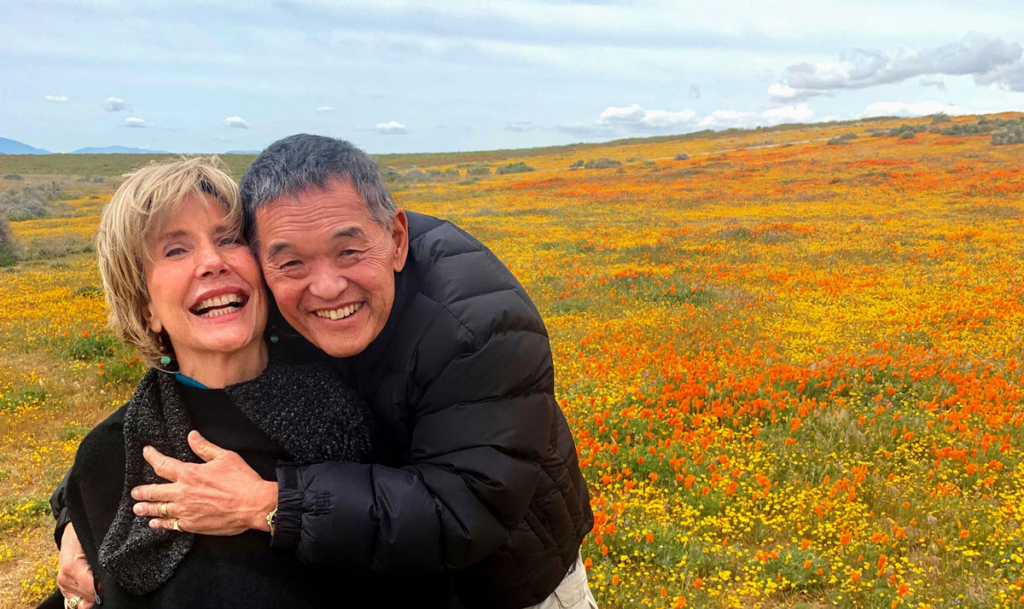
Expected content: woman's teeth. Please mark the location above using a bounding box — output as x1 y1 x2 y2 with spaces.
315 303 362 320
192 293 245 317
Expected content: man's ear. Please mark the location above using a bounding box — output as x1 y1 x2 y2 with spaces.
391 209 409 272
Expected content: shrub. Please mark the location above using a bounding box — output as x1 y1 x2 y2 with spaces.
569 159 585 168
3 173 22 181
466 166 491 176
675 153 690 161
496 162 534 175
899 131 916 140
827 137 848 145
0 215 17 267
992 125 1024 146
930 113 952 125
584 158 622 169
444 168 460 177
0 183 61 221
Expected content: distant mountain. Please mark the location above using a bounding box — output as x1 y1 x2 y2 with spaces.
0 137 50 155
224 150 260 154
71 146 168 154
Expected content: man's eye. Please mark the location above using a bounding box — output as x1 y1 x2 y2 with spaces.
280 260 301 269
340 250 357 257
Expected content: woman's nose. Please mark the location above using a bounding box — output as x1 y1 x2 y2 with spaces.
195 243 229 276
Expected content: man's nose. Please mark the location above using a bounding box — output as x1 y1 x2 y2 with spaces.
308 264 348 300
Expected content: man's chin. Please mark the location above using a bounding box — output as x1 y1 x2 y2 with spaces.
307 332 368 358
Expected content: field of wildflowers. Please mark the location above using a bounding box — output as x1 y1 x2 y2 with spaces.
2 114 1024 608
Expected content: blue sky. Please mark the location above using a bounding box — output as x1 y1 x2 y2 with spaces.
3 0 1024 154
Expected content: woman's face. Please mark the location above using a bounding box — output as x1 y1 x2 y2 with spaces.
142 194 267 364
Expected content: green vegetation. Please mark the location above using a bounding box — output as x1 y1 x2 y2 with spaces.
496 162 534 174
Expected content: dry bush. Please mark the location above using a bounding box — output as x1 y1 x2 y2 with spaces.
992 125 1024 146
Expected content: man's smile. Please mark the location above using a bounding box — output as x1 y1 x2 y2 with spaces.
313 302 364 321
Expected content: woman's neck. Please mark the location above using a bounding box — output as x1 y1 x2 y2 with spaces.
174 340 268 388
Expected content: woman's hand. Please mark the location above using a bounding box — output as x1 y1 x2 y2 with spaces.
57 523 98 609
131 430 278 535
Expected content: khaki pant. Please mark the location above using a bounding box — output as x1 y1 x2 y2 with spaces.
524 553 598 609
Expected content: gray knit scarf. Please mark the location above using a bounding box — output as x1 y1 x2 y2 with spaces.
98 359 372 595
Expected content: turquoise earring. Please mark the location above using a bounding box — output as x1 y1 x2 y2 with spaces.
157 332 173 367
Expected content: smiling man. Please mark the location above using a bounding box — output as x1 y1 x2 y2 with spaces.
51 135 594 609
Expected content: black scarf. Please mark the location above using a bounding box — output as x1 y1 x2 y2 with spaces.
98 359 372 595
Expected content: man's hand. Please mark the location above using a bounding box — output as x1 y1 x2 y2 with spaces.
57 523 98 609
131 430 278 535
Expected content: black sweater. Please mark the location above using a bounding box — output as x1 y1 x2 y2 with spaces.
46 382 368 609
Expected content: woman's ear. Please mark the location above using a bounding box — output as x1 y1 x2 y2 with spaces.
143 301 163 334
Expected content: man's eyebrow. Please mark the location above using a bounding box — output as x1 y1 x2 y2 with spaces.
266 241 294 260
333 227 366 240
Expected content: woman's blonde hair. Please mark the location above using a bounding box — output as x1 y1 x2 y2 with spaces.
96 156 242 366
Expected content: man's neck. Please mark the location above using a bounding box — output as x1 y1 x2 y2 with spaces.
175 341 269 389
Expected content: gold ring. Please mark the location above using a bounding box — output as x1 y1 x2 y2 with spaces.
65 596 82 609
172 518 181 532
159 502 169 518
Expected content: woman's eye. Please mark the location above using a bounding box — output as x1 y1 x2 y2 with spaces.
219 236 238 246
165 247 186 258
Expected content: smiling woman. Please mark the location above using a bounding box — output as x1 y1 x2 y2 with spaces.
43 157 375 609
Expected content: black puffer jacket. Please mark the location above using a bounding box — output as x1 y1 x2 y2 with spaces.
271 212 593 608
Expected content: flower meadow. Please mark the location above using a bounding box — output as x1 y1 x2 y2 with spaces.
2 115 1024 608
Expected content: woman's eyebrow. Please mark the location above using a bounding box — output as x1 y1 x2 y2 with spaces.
155 229 189 243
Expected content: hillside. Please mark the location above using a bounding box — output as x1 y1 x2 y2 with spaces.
3 112 1024 608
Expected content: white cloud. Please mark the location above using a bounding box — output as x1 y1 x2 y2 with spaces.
105 96 127 112
771 33 1024 100
124 117 148 128
596 104 698 133
224 116 250 129
44 95 68 103
375 120 407 134
315 106 334 112
857 100 963 118
698 104 814 128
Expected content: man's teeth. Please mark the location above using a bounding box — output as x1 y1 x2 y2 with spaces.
315 303 362 320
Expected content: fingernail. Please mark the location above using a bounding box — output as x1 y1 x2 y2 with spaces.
133 504 142 514
143 446 152 457
131 488 139 499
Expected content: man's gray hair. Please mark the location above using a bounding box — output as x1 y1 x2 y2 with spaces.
239 134 396 244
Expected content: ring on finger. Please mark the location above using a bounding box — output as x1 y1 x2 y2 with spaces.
65 596 82 609
172 518 181 532
159 502 169 518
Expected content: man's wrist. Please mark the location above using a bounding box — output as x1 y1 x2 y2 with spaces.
251 480 279 532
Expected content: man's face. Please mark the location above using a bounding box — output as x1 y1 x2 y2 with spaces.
256 177 408 357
